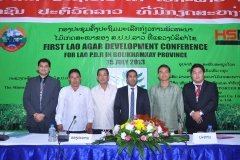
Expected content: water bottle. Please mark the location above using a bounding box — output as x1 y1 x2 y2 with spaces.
206 125 214 132
48 124 57 142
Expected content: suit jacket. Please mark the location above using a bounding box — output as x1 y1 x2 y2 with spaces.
23 76 60 128
114 86 150 125
182 80 218 130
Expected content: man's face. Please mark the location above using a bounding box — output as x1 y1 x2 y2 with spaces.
97 70 109 85
126 71 138 87
69 72 81 88
38 62 50 77
158 67 170 81
191 67 205 84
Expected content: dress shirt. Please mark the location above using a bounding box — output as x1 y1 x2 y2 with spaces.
55 85 94 131
128 85 137 117
39 75 48 83
189 80 204 116
193 80 204 101
91 84 117 130
149 83 184 131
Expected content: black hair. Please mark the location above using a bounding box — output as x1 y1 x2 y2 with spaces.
158 64 171 73
97 68 109 76
68 69 81 78
38 58 51 67
190 63 205 73
126 69 137 78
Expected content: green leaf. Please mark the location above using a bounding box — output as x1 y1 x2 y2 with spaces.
144 142 156 153
137 72 143 78
136 141 144 160
118 141 128 154
128 140 135 157
138 78 144 83
164 135 189 143
116 137 122 145
161 141 171 149
153 142 162 154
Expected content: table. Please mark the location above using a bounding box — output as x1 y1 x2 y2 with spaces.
0 133 240 160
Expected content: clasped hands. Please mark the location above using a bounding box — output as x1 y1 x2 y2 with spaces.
33 113 45 123
191 111 203 124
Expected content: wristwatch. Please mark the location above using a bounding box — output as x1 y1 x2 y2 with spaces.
199 110 203 116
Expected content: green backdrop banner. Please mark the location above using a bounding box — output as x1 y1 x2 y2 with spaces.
0 23 239 104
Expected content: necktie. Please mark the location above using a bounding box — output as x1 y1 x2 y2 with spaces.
40 78 44 112
130 88 134 119
196 85 201 102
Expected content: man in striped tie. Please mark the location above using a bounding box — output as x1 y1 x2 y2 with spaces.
23 58 60 133
114 69 150 125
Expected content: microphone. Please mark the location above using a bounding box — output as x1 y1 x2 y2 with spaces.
67 116 76 134
178 115 189 139
58 116 76 142
0 115 19 141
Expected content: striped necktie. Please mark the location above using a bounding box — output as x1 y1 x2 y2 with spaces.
130 88 134 119
40 78 44 112
196 85 201 102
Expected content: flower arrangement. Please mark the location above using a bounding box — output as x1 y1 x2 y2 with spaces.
92 115 189 159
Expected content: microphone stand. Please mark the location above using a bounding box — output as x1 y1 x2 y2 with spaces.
56 116 77 160
178 115 189 139
57 116 76 142
178 115 192 160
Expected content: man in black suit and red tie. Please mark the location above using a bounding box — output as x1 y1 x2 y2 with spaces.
183 63 219 134
114 69 150 125
23 58 60 133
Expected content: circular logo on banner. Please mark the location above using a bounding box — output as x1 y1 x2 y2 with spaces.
0 26 27 52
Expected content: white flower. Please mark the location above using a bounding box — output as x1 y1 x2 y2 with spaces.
148 133 153 137
101 131 106 136
170 131 175 135
121 132 126 139
157 126 163 133
113 125 120 135
135 130 141 134
125 124 134 132
146 124 153 132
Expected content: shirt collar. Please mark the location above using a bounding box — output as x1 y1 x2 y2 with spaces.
193 80 204 86
70 85 80 91
98 84 110 90
159 82 172 88
39 75 48 83
128 85 137 90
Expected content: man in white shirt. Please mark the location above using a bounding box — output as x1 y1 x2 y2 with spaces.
55 69 94 134
91 68 117 134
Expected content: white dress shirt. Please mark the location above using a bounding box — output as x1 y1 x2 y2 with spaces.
55 85 94 131
91 84 117 130
128 85 137 117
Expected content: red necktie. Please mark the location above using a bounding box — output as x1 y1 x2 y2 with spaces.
196 85 201 100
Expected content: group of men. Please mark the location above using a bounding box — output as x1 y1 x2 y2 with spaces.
23 58 218 135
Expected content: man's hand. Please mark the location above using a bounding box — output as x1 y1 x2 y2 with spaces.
192 111 203 124
85 123 93 134
178 128 183 134
34 113 45 122
57 124 63 132
33 113 38 122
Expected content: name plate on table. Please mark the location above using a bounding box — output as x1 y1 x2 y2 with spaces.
69 133 92 143
192 133 217 144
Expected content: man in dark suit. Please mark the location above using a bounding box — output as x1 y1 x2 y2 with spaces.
23 58 60 133
114 69 150 125
183 63 218 134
